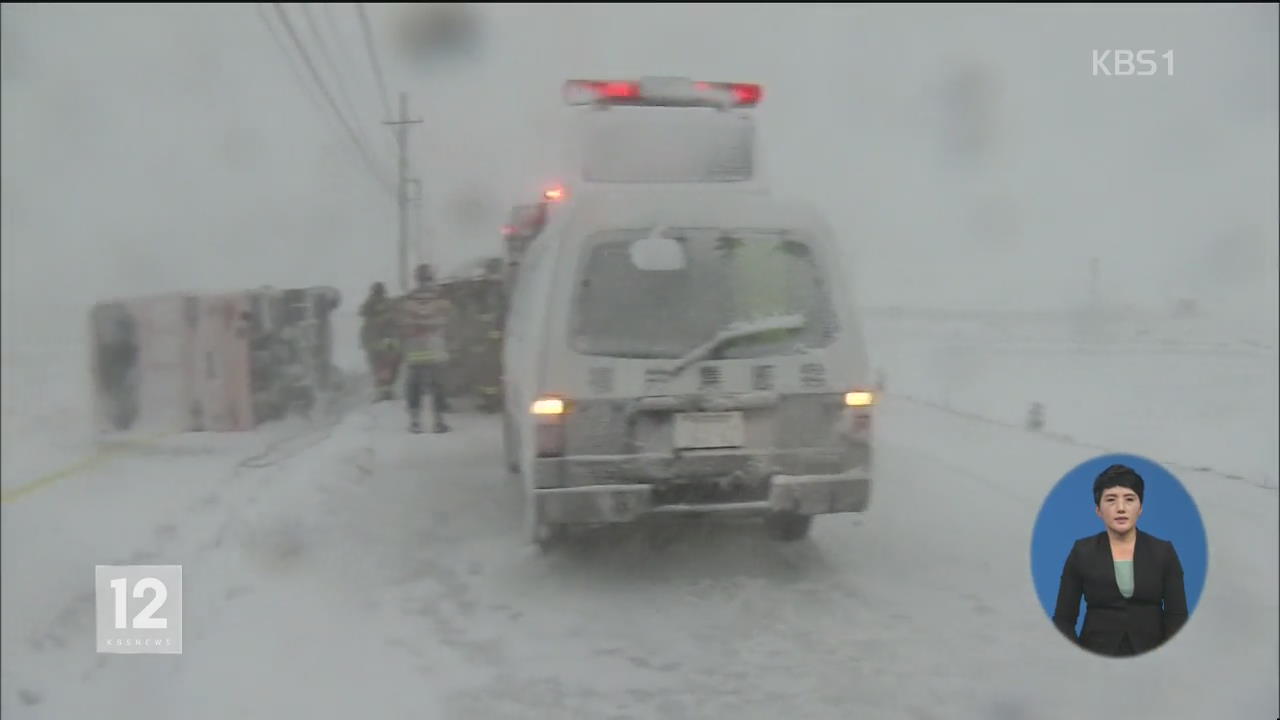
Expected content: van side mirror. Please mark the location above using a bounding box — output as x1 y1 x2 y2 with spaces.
629 227 687 271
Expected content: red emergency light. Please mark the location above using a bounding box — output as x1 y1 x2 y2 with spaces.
543 185 566 202
727 83 762 106
577 81 639 100
563 78 762 108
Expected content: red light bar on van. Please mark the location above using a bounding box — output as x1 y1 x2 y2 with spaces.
563 77 762 108
727 83 762 106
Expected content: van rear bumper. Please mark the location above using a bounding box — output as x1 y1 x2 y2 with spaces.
533 446 870 489
532 470 870 525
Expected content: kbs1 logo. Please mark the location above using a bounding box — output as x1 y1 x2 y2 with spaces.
1092 50 1174 77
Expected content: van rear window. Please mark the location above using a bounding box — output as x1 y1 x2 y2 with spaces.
571 227 838 359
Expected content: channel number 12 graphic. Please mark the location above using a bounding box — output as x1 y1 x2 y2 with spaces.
95 565 183 654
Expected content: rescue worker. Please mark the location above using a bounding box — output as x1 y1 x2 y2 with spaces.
393 263 455 434
359 282 401 401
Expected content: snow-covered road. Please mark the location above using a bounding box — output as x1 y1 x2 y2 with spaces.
3 382 1276 719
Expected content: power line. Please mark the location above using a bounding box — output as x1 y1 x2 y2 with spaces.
271 3 395 195
268 3 390 191
321 3 365 102
355 3 393 121
281 2 391 190
256 3 327 117
300 3 367 150
322 2 396 159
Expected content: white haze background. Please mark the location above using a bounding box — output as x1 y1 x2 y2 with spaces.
4 3 1274 473
3 4 1276 328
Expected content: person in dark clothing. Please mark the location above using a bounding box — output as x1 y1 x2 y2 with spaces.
1052 464 1190 657
360 282 401 401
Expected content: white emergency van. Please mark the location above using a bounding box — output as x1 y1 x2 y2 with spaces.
501 185 876 549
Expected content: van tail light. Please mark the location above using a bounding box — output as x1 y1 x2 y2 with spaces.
843 389 874 437
844 391 874 407
531 397 565 415
531 396 567 457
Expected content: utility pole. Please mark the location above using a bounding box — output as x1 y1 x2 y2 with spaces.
384 92 423 292
1088 257 1100 307
406 178 424 266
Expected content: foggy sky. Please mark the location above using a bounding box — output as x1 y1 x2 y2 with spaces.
2 3 1277 346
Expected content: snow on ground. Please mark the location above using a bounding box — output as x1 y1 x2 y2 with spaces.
0 390 363 710
1 315 1276 719
1 337 99 492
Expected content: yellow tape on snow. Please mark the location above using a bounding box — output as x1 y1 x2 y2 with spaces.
1 431 173 505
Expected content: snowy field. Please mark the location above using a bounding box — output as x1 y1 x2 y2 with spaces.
864 307 1279 488
1 311 1277 720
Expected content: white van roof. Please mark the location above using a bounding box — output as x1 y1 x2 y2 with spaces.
560 186 832 241
564 104 762 187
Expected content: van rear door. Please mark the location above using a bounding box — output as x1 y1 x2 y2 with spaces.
535 225 865 492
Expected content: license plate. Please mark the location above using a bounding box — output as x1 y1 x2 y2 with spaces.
673 411 745 450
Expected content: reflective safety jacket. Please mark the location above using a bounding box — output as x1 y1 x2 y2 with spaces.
394 286 454 364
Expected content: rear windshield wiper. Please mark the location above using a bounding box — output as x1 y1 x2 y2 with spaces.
665 314 807 377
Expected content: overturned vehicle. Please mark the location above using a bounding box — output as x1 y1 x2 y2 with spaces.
89 286 343 435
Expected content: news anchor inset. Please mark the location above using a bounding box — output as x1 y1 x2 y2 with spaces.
1051 463 1190 657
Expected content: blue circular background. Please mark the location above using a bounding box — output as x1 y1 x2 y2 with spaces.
1030 453 1209 639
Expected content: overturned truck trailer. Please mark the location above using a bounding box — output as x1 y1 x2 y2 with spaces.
89 286 342 435
243 286 342 424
